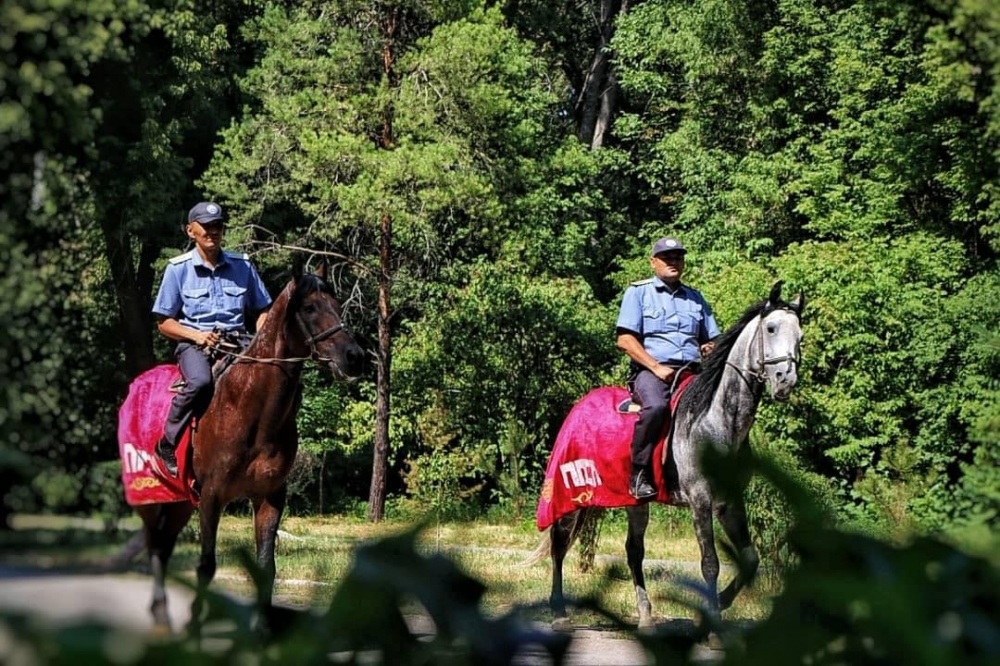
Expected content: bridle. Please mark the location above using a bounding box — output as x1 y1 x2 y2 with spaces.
211 284 355 368
727 307 801 385
294 312 349 364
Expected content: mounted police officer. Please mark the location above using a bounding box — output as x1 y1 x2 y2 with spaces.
151 201 273 476
616 237 720 500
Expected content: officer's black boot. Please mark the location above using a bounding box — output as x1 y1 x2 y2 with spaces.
629 468 657 501
155 437 179 477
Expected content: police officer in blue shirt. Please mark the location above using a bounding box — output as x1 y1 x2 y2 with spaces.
151 201 273 476
616 237 720 500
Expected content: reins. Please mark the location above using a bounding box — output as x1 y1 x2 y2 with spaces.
209 346 310 365
203 286 353 367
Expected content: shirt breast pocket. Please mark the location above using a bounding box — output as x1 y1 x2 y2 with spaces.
643 305 677 332
222 285 247 315
182 287 210 318
675 302 703 335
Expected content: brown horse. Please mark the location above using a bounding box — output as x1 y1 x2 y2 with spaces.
135 264 364 632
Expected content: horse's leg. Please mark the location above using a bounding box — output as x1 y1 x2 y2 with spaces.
138 503 195 634
689 484 721 624
549 510 578 630
138 505 170 632
251 485 287 610
625 504 653 629
189 491 223 636
716 498 758 611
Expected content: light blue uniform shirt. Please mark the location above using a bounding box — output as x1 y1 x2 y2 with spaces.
152 250 272 332
616 278 720 364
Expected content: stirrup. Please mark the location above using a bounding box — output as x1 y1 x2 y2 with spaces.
617 399 641 414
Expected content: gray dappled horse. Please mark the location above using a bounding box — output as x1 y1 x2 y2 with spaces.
547 282 804 629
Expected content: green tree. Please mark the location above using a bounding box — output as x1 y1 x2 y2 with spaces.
203 2 613 519
392 262 617 516
943 272 1000 533
768 236 995 532
605 0 1000 535
87 0 262 379
1 0 145 516
1 0 262 518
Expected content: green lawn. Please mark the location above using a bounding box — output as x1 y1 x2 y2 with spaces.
1 509 778 627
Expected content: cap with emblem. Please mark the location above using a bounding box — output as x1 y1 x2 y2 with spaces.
188 201 225 225
652 237 686 256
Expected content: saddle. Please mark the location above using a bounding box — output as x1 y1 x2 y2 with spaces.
615 365 699 414
168 331 252 392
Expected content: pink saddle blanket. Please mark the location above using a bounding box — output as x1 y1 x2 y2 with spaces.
117 364 198 507
535 376 694 530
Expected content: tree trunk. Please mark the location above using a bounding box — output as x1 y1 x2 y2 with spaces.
99 211 156 378
576 0 625 148
368 211 392 522
592 58 619 149
367 5 399 522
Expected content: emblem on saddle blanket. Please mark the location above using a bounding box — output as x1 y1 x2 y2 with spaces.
117 364 200 507
534 377 695 531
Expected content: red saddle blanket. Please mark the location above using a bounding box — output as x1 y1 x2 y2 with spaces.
117 364 198 507
535 377 694 530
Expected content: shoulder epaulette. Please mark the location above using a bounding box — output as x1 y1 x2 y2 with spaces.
168 251 194 265
630 278 654 287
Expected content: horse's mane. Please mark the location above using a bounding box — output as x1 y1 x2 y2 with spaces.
677 299 771 418
287 273 334 313
242 273 332 359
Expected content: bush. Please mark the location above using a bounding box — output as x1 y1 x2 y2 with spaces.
31 468 83 513
79 460 130 532
0 449 33 529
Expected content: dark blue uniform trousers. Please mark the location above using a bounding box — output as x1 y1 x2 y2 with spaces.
163 342 214 447
629 369 673 471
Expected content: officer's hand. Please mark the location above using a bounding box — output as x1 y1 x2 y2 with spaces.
653 364 675 382
700 342 715 357
194 330 221 348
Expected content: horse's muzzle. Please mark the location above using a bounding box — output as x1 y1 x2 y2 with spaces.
769 379 797 402
329 344 365 379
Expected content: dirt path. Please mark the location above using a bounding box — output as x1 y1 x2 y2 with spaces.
0 566 721 664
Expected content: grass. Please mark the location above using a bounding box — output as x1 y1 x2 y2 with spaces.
1 507 779 627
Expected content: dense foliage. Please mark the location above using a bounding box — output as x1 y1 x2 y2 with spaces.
2 0 997 551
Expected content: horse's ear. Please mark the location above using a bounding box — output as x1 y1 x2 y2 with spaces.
789 291 806 316
765 281 784 309
315 260 328 281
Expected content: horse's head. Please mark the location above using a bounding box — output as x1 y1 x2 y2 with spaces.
288 263 365 379
755 282 805 401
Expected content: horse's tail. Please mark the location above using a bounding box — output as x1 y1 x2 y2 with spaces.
517 528 552 568
516 508 603 570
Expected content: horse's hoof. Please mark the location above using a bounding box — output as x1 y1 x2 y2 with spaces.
637 616 656 632
551 617 574 632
